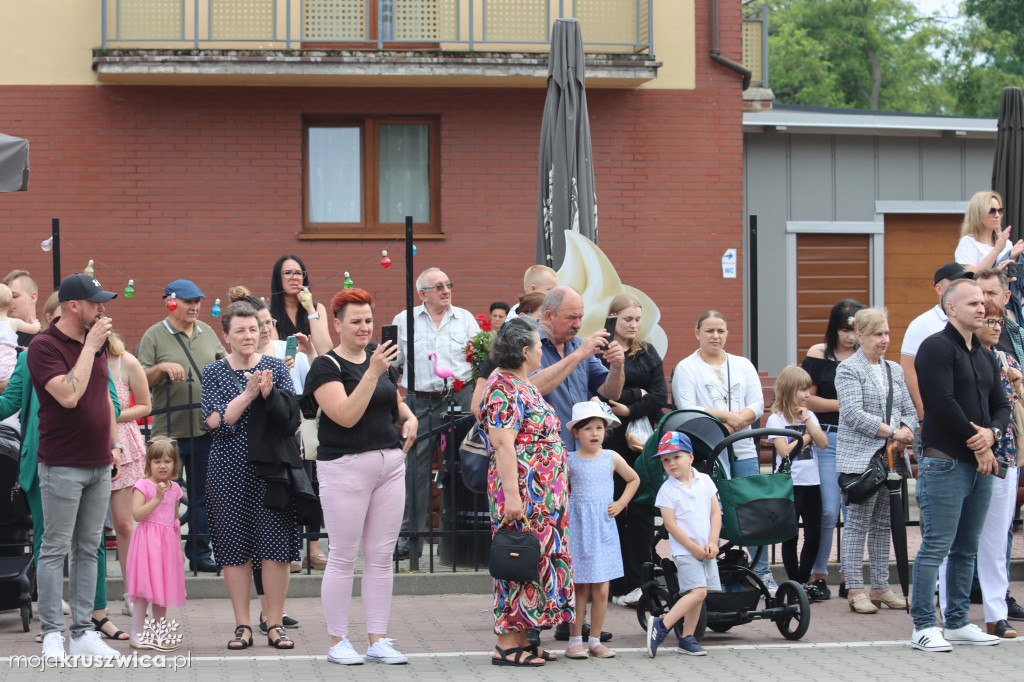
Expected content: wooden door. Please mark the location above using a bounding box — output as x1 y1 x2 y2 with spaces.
796 234 871 360
883 214 963 356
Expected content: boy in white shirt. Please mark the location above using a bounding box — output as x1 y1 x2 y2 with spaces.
646 432 722 658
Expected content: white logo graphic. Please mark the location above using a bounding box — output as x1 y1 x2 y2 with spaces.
136 617 183 651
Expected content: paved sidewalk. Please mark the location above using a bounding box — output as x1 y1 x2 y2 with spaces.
5 581 1024 680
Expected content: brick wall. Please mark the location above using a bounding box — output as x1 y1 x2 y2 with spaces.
0 3 746 376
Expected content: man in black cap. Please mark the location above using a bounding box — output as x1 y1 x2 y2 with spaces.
27 274 121 662
137 279 225 572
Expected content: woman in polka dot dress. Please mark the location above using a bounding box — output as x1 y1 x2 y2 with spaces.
563 402 639 660
201 300 300 651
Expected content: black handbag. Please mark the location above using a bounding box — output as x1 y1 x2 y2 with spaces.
489 526 540 582
9 482 30 517
459 421 489 494
838 361 893 505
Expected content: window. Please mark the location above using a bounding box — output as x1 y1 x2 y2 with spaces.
302 116 440 237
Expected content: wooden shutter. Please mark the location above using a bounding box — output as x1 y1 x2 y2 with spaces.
796 234 871 360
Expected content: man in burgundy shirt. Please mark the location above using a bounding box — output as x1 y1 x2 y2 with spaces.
28 274 121 663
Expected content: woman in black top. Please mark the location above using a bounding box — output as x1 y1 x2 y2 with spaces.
270 254 333 356
600 294 668 606
302 287 417 665
800 298 862 598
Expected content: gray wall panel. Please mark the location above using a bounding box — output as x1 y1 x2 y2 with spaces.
877 138 921 200
789 135 834 221
965 138 996 195
921 138 964 201
834 138 876 222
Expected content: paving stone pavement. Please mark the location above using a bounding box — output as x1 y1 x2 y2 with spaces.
4 581 1024 681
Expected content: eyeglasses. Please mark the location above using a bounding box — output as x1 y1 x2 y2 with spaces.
259 318 277 329
282 269 306 279
422 282 455 292
984 317 1004 329
989 207 1006 217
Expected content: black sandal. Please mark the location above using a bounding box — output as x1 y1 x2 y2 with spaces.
92 616 129 641
491 645 544 666
267 624 294 649
227 625 253 650
525 644 557 661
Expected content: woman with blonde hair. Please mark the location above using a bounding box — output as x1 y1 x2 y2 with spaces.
106 333 152 616
956 190 1024 272
835 308 917 614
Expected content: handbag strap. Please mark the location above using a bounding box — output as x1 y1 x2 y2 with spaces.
882 360 894 434
221 358 245 390
313 352 343 423
170 328 203 379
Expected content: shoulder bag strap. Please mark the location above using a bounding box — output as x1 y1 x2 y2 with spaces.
171 331 203 379
314 352 343 424
883 360 894 433
221 358 244 390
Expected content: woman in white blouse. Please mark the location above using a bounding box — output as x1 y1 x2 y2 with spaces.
955 190 1024 272
671 310 771 587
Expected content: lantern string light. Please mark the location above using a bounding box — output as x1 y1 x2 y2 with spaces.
211 298 222 317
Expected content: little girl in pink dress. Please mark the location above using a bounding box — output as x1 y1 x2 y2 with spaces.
126 438 187 649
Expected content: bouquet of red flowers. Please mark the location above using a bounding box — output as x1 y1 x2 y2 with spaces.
464 314 495 383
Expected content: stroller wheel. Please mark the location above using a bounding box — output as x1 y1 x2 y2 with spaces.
21 603 31 632
637 586 685 640
773 580 811 640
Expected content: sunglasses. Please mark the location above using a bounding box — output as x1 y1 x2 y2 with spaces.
990 207 1006 217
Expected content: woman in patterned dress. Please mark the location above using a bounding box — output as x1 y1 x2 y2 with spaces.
481 316 573 667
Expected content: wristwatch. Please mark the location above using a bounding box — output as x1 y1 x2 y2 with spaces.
991 427 1003 444
307 312 320 320
111 443 124 451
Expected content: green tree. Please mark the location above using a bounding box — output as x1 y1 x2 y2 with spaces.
939 15 1024 118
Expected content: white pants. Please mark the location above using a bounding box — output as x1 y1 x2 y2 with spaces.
939 466 1015 623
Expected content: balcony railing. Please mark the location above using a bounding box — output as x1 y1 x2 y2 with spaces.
101 0 653 54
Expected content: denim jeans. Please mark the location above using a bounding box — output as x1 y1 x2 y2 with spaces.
37 463 111 637
731 456 771 576
910 456 994 630
812 430 844 575
179 434 212 563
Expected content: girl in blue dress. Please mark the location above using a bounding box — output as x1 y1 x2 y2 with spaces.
563 402 639 660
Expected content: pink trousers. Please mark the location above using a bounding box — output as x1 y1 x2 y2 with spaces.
317 448 406 638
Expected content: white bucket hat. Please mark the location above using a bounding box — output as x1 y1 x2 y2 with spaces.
565 400 621 431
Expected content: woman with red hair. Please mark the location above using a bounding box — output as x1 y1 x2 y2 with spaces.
301 288 418 665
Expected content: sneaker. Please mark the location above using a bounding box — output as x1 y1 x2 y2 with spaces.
811 578 831 600
612 587 642 607
326 637 364 665
760 574 779 597
645 615 668 658
944 623 1001 646
69 630 119 658
366 637 408 665
42 632 67 665
910 627 952 652
122 594 133 617
1007 596 1024 621
675 634 707 656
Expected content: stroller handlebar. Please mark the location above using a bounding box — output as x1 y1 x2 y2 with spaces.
708 427 805 467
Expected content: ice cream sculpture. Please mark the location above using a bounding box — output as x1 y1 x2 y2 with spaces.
556 230 668 358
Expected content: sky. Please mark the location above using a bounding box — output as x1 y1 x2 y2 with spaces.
910 0 959 19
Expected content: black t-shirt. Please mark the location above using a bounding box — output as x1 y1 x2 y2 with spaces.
996 326 1017 362
302 347 401 460
15 330 36 354
800 354 839 426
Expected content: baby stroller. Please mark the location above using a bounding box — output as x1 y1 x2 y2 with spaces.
0 423 34 632
633 410 811 642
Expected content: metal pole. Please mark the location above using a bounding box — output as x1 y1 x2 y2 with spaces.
469 0 474 50
102 0 107 49
405 216 416 570
51 218 61 291
194 0 199 49
749 214 758 368
286 0 291 49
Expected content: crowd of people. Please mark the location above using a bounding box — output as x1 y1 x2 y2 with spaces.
2 188 1023 665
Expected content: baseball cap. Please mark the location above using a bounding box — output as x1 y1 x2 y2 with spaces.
57 274 117 303
163 279 205 300
651 431 693 459
933 262 974 286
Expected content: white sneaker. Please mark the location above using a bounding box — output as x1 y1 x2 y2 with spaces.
612 587 642 607
42 632 68 664
327 637 364 665
122 594 133 616
366 637 408 665
61 599 71 615
69 630 119 658
944 623 1001 646
910 626 953 652
760 574 779 597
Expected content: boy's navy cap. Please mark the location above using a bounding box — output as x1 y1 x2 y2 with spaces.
57 274 117 303
651 431 693 459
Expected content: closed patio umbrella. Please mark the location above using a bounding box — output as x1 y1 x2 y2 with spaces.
0 133 29 192
537 18 598 269
993 87 1024 243
885 443 910 612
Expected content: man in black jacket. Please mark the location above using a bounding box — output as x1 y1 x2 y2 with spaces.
910 278 1009 652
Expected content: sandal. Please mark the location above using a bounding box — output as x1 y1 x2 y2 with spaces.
92 616 129 641
525 644 557 661
267 624 295 649
491 645 544 666
227 625 253 650
34 633 42 644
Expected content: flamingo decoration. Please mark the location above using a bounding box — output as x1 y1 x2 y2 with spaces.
427 352 460 393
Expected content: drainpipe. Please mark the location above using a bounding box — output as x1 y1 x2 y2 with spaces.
710 0 752 90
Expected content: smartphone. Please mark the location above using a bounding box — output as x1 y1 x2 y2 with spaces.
284 335 298 359
111 465 118 479
1006 262 1022 280
996 460 1009 479
603 315 618 340
381 324 399 347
